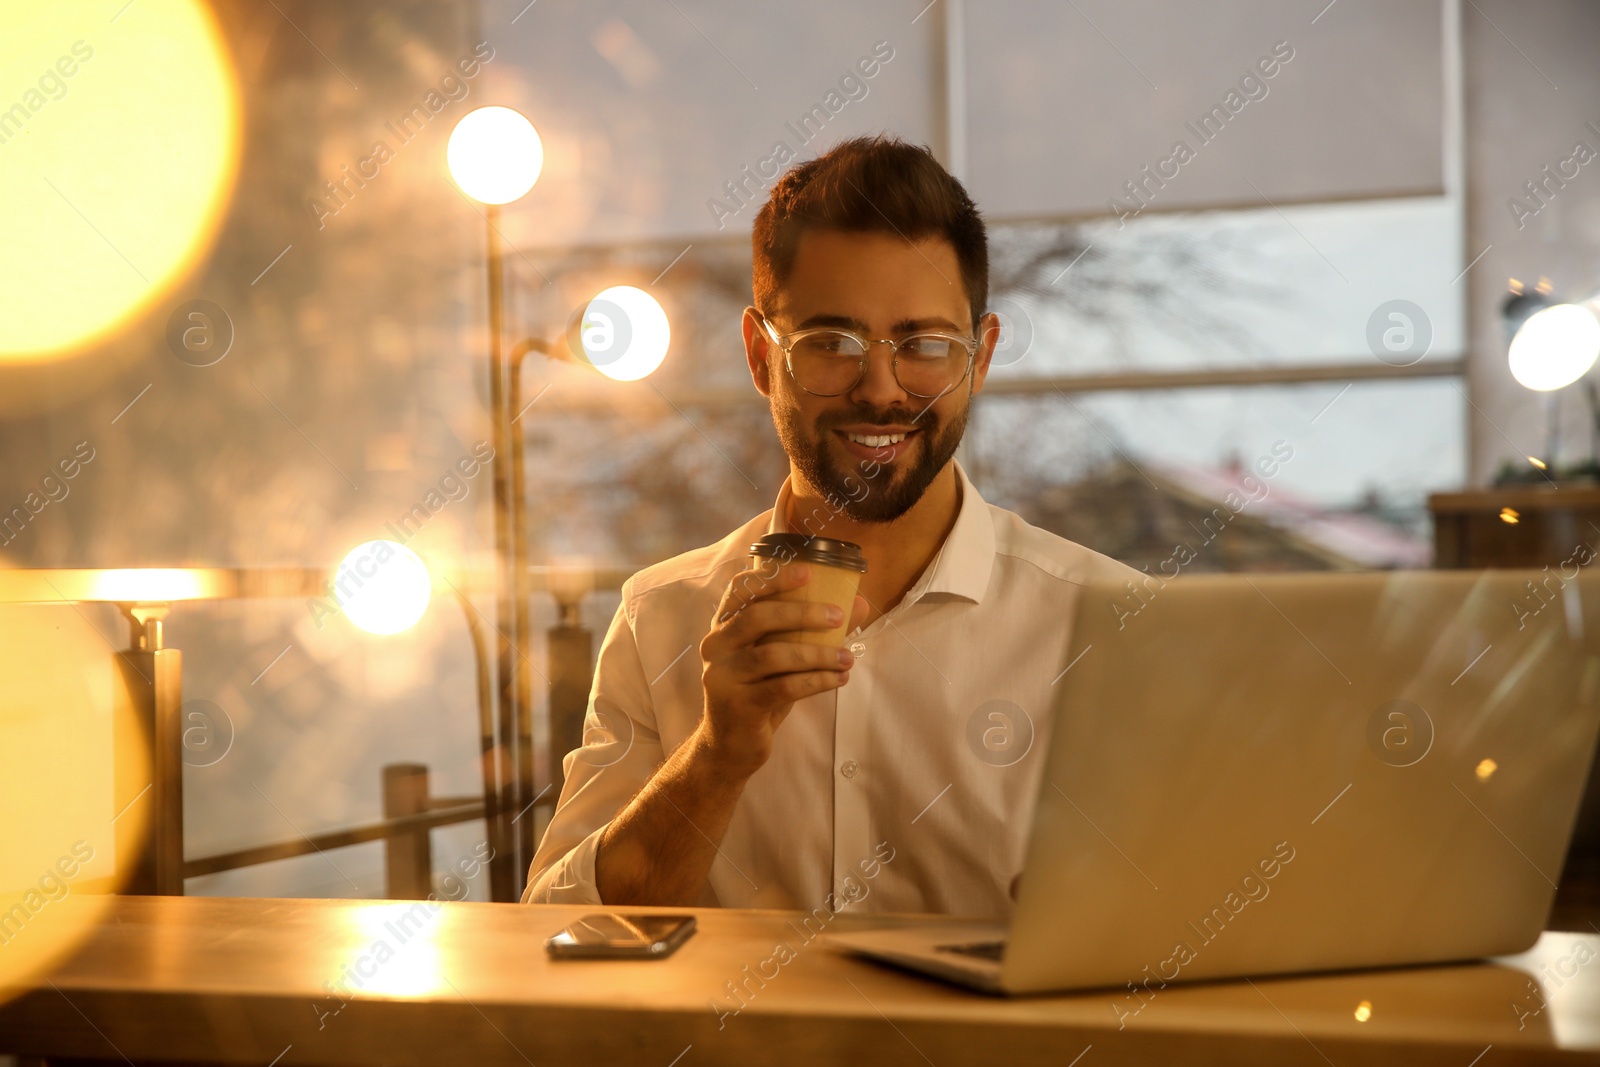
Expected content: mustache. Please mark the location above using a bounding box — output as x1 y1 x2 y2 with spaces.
817 406 932 430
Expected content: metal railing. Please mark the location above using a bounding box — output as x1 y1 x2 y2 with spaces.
180 765 484 894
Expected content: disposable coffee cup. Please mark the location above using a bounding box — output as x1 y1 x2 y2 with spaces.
749 533 867 647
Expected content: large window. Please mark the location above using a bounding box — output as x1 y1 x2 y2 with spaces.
968 196 1465 570
525 196 1466 571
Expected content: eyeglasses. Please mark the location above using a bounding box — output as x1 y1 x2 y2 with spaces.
757 314 979 399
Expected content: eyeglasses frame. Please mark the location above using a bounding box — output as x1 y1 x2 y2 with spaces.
755 312 983 400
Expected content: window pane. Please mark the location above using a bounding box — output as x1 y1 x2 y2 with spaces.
967 377 1464 570
987 197 1464 376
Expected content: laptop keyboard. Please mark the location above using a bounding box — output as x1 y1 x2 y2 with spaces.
936 940 1006 961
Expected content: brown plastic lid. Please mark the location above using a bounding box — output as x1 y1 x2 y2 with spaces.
749 533 867 573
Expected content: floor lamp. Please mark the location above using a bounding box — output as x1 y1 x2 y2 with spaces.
447 106 672 900
447 105 545 900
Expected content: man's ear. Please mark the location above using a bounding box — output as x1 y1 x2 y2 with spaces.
742 307 773 399
970 311 1001 398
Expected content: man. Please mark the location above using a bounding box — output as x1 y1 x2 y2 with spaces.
525 135 1137 918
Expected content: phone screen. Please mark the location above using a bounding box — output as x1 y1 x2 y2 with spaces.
546 914 696 957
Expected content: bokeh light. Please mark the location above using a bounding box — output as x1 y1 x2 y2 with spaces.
0 0 240 363
334 540 432 635
575 285 670 381
1507 303 1600 392
446 106 542 205
0 604 149 1000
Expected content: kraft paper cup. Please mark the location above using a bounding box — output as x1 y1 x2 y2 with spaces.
749 533 867 647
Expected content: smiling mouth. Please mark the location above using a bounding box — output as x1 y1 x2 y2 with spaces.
842 430 910 448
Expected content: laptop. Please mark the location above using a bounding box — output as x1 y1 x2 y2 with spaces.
827 570 1600 995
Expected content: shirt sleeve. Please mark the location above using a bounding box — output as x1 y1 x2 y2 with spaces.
522 580 665 904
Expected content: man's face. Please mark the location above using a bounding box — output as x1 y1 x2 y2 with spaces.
745 229 998 522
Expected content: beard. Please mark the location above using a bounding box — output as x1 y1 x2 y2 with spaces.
771 390 969 523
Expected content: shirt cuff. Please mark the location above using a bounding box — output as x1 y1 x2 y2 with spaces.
521 821 608 905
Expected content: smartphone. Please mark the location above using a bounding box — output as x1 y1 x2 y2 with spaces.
544 913 697 959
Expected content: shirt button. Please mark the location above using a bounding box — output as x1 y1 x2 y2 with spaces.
849 640 866 657
840 760 859 779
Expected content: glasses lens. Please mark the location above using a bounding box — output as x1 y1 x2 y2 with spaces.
790 331 867 395
895 335 969 397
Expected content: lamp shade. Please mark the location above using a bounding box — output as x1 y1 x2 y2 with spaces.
571 286 671 381
447 106 542 205
1508 303 1600 392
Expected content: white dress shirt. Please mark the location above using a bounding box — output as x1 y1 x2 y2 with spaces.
523 460 1139 918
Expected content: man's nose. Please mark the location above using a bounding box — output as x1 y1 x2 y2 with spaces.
848 340 909 409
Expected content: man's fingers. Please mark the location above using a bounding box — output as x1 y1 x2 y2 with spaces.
750 669 848 706
734 640 852 682
722 598 841 649
715 563 811 624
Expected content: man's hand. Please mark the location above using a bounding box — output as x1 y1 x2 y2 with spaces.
696 563 868 778
594 563 867 906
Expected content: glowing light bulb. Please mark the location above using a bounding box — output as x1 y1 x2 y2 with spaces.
573 285 670 381
1508 303 1600 391
447 106 542 205
334 540 431 635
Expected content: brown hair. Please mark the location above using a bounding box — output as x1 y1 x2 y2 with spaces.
751 134 988 331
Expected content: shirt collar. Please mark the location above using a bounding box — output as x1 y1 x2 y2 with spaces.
764 459 995 605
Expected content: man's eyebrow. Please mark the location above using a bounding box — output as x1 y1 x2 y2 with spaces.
793 314 869 331
792 314 967 333
898 317 967 333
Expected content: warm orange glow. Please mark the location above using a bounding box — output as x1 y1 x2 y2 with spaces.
1528 456 1548 470
1475 758 1498 781
1354 1000 1372 1022
0 604 149 1000
0 1 241 363
329 903 451 998
334 541 432 635
1499 508 1520 525
85 568 212 602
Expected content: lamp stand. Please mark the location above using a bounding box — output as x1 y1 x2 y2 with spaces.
1546 391 1560 474
483 203 522 901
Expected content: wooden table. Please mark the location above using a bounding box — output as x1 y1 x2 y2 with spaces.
1 897 1598 1066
